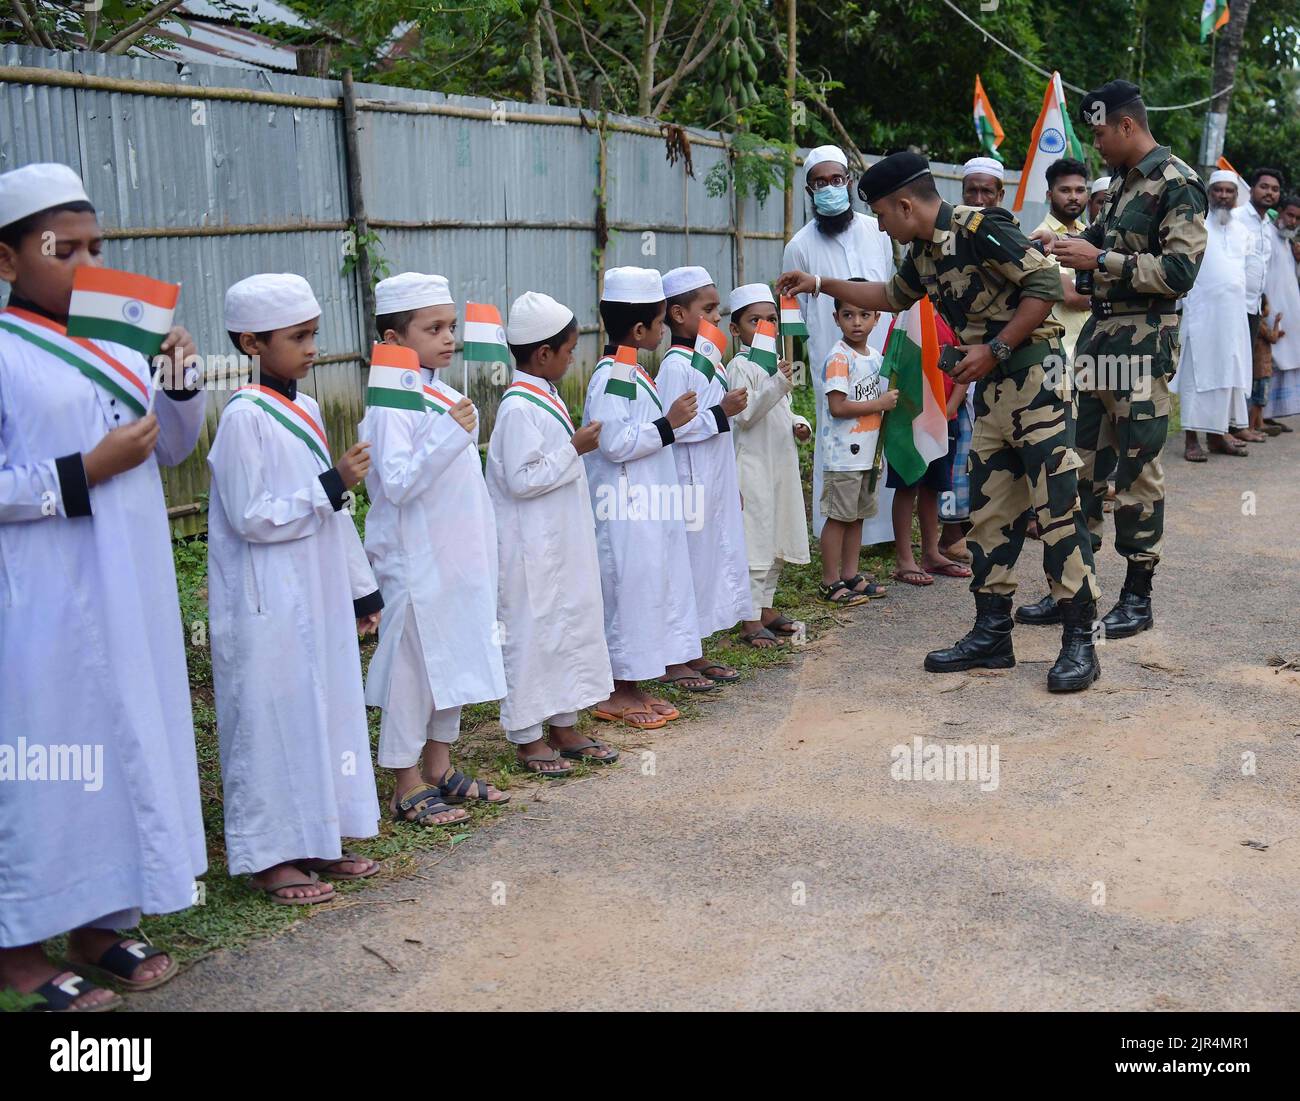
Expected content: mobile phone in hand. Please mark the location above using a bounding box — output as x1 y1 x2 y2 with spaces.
938 345 964 376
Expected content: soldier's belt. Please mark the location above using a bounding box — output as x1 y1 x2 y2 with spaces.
989 340 1063 380
1089 299 1177 319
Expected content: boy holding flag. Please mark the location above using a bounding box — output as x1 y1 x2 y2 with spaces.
359 272 508 824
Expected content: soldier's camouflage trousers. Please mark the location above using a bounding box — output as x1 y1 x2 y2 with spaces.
968 359 1100 602
1074 314 1177 568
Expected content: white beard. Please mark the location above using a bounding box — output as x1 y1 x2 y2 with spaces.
1212 206 1234 227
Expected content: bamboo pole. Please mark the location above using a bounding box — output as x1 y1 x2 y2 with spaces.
340 69 376 348
783 0 797 247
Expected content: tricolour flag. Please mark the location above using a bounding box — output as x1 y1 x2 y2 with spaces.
463 302 509 363
973 75 1006 163
779 296 808 337
66 266 179 357
605 345 639 399
1200 0 1229 42
691 320 726 381
749 319 779 375
366 343 426 411
1013 72 1085 213
878 298 949 486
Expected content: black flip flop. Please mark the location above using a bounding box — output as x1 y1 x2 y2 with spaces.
66 938 178 992
27 973 121 1012
556 738 620 765
657 673 718 692
516 746 575 778
764 615 800 636
694 663 741 682
740 626 784 648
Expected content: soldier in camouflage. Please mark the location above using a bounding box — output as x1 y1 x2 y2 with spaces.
778 152 1101 693
1047 81 1207 639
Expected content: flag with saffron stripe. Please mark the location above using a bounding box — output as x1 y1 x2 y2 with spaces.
1200 0 1229 41
691 320 726 381
973 75 1005 163
605 345 639 399
66 266 179 357
463 302 509 363
779 296 808 337
878 298 949 485
749 319 779 375
366 343 426 411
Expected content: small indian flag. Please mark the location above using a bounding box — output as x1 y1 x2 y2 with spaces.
974 74 1006 163
1200 0 1229 42
750 319 779 375
366 343 426 411
66 266 179 357
779 296 808 337
463 302 509 363
691 320 726 381
879 298 949 485
605 345 639 399
1012 72 1085 213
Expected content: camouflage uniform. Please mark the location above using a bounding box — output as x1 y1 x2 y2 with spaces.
885 202 1099 602
1076 145 1208 567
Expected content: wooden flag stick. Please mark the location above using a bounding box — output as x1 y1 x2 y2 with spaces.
867 376 896 493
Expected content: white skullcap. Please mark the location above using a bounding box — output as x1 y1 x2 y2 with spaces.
0 162 92 229
506 291 574 344
727 283 775 315
1090 176 1111 195
962 156 1005 182
1208 169 1238 187
602 266 664 304
375 271 453 314
661 265 715 298
224 274 321 333
804 145 848 179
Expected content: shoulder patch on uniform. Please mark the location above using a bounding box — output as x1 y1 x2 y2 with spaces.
954 204 1022 260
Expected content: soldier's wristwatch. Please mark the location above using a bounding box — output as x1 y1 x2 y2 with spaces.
988 338 1013 363
1095 249 1109 271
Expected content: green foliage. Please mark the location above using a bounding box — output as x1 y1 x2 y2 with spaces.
340 226 393 290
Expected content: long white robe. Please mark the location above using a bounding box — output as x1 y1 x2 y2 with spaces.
208 389 380 875
654 345 753 636
728 351 811 570
486 369 612 731
782 212 894 542
1173 213 1251 433
0 310 207 945
582 352 700 681
1263 222 1300 417
360 372 506 715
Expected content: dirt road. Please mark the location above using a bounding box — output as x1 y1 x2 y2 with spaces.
149 434 1300 1011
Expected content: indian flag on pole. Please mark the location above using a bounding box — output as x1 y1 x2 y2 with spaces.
463 302 509 362
691 320 726 381
1012 72 1085 213
779 296 807 337
66 266 179 357
878 298 949 486
749 319 779 375
1200 0 1229 41
974 74 1006 163
605 345 639 399
366 343 426 411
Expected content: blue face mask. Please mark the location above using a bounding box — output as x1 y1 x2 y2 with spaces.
813 184 851 216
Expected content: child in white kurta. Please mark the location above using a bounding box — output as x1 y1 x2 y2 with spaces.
727 284 812 649
582 267 701 729
209 274 382 905
0 164 205 1010
359 273 508 825
655 266 752 689
486 292 616 774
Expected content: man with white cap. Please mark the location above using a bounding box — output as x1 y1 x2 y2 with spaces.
487 290 618 773
1172 172 1254 460
961 156 1007 210
782 145 894 545
1087 176 1111 224
0 163 207 1009
208 272 384 904
359 272 509 821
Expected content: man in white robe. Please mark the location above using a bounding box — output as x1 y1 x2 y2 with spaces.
486 292 616 773
782 146 895 544
1173 172 1252 460
0 164 206 1010
1263 196 1300 424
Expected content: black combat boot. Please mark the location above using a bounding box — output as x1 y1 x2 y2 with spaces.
1014 593 1061 625
1100 562 1154 639
924 592 1016 673
1047 597 1101 692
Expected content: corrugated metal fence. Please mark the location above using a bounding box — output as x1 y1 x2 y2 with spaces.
0 45 1047 537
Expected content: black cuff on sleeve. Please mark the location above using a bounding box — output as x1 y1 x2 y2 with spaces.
319 467 347 511
653 417 675 446
353 588 384 618
710 404 730 434
162 383 202 402
56 453 92 518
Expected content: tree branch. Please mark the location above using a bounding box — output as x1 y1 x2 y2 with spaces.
541 0 580 104
10 0 56 49
101 0 188 54
650 0 726 114
555 1 640 78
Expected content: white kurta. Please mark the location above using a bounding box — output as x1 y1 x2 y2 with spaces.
1173 214 1252 434
0 311 207 946
1263 223 1300 417
486 369 612 731
582 352 701 680
654 345 753 636
728 351 811 570
782 212 895 541
359 372 506 715
208 389 380 875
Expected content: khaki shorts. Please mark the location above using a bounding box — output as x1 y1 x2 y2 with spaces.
820 469 878 522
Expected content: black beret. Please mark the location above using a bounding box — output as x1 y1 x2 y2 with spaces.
857 152 931 204
1078 80 1142 125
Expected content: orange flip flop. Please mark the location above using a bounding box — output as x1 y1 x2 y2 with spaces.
593 707 668 730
